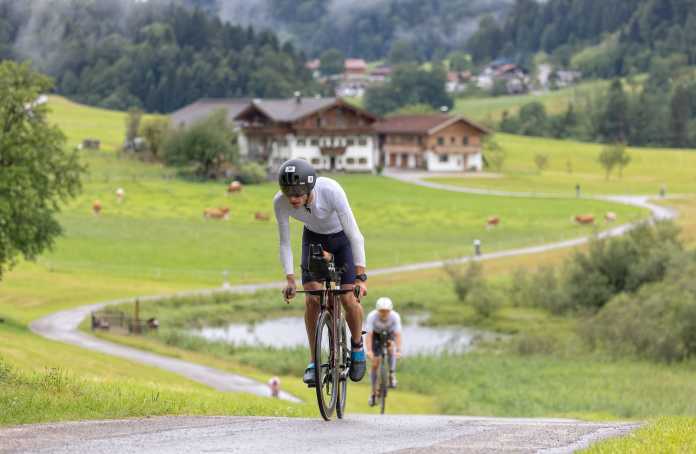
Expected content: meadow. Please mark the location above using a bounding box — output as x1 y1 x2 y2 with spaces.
428 133 696 196
452 79 609 125
24 145 645 287
2 94 694 450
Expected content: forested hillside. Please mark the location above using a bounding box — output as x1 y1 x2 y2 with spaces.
195 0 513 61
0 0 315 112
468 0 696 76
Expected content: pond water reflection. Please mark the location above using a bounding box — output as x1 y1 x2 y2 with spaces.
193 315 498 356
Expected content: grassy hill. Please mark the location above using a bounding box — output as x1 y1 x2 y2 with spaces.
452 79 609 125
429 133 696 196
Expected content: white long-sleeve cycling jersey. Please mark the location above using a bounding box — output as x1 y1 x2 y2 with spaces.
273 177 366 276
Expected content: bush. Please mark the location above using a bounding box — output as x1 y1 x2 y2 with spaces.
445 260 484 303
445 261 500 318
585 255 696 362
163 110 238 178
236 162 267 184
467 285 501 318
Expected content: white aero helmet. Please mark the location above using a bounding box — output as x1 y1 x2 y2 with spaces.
376 297 393 311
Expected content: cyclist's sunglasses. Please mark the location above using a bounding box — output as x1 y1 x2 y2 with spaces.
281 185 309 198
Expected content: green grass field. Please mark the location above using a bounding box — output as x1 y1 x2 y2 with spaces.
428 133 696 196
452 79 609 125
16 146 645 287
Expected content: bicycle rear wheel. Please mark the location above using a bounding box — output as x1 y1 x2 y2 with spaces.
336 317 349 419
314 310 338 420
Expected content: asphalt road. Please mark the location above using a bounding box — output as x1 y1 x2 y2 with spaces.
0 415 640 454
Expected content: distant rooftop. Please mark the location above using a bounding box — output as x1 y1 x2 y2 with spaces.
170 99 251 127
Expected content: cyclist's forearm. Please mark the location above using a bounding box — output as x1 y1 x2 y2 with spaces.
286 274 296 283
395 332 402 351
365 331 373 351
355 265 365 276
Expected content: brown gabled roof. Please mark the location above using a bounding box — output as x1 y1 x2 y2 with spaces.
345 59 367 70
170 98 251 127
236 97 336 123
374 114 489 135
374 114 450 134
235 97 379 124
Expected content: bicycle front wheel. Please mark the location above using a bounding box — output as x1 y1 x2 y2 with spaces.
379 357 389 415
314 311 338 420
336 317 349 419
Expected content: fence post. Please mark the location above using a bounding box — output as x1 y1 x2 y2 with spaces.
134 298 140 334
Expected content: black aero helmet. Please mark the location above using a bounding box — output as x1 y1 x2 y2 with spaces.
278 159 317 197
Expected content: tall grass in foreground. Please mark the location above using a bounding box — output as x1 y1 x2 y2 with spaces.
583 417 696 453
0 356 312 426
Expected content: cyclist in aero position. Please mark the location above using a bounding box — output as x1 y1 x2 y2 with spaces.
366 297 402 407
274 159 368 386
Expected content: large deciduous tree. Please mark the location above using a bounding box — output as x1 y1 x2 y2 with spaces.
0 61 84 279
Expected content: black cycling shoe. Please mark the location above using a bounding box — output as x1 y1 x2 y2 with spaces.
303 364 316 387
349 340 366 382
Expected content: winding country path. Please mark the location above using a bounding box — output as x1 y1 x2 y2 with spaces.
29 172 677 403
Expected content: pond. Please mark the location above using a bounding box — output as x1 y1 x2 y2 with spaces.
192 315 500 356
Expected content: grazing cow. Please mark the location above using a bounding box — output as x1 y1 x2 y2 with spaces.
203 207 230 220
486 216 500 228
574 214 595 225
255 211 270 221
146 318 160 330
115 187 125 203
227 181 243 194
92 200 102 215
605 212 617 222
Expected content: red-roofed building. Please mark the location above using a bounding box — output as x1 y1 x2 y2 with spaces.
344 59 367 79
375 115 489 171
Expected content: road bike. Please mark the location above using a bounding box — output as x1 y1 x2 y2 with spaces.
299 244 361 421
375 330 393 415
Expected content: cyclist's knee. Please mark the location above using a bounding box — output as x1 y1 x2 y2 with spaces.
340 293 360 308
305 295 320 308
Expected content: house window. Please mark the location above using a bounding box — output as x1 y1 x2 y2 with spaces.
347 158 355 164
310 138 319 146
358 137 367 146
450 137 456 144
417 136 423 145
336 109 345 127
297 138 306 146
279 139 288 147
358 158 367 164
437 137 444 145
462 136 469 145
347 138 355 146
311 158 321 165
439 154 449 163
316 116 322 128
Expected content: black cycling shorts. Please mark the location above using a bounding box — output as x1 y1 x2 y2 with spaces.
301 227 356 285
372 332 395 357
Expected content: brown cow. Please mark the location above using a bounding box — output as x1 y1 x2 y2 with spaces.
227 181 243 194
486 216 500 228
92 200 102 215
204 207 230 220
605 212 617 222
574 214 595 225
255 211 270 221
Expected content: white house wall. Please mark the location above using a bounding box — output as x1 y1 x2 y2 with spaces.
268 135 375 172
425 150 482 172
